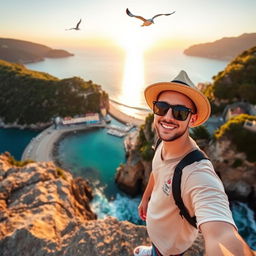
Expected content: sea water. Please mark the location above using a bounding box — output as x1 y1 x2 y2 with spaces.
0 128 39 160
26 47 228 110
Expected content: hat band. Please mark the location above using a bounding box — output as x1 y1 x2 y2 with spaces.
171 80 189 86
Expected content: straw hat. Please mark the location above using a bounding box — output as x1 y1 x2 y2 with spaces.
144 70 211 127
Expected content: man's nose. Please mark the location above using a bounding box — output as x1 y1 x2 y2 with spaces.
164 107 175 120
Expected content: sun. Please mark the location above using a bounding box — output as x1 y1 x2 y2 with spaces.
117 26 157 52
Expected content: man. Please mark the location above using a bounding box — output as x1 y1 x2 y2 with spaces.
134 71 253 256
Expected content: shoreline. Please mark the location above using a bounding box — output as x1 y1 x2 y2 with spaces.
108 102 146 127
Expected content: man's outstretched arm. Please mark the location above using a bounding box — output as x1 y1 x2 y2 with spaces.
200 221 254 256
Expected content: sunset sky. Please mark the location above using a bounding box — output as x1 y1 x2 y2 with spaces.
1 0 255 50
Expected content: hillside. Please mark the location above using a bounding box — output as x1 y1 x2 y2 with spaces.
184 33 256 60
0 38 73 64
204 46 256 104
0 59 109 126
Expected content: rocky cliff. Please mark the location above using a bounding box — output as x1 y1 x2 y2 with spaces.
206 138 256 206
115 131 153 196
0 152 207 256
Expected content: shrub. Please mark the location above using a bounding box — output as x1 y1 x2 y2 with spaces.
139 143 155 161
8 156 34 167
190 126 211 141
214 114 256 162
55 167 67 180
231 158 243 168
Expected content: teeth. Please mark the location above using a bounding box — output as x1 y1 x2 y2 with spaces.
161 123 175 129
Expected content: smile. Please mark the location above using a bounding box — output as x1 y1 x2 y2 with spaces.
160 122 177 130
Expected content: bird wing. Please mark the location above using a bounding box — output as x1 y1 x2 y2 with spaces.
76 19 82 29
126 8 147 22
152 11 175 20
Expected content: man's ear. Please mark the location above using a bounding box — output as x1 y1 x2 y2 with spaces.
189 114 198 127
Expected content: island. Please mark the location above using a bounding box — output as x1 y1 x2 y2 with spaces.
0 38 74 64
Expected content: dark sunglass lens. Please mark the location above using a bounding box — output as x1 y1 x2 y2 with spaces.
153 102 169 116
173 106 190 121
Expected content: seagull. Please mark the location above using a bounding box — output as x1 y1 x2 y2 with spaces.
126 8 175 26
66 19 82 30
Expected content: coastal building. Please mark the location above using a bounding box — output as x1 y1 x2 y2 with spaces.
62 113 100 125
244 120 256 132
223 102 255 121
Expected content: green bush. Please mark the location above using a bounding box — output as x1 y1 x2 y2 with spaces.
214 114 256 162
137 113 155 161
231 158 243 168
8 156 34 167
190 126 211 141
56 167 67 180
211 46 256 104
140 143 155 161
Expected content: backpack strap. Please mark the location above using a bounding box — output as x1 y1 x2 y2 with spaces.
172 149 208 228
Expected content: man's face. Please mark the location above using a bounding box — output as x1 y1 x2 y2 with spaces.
153 91 196 142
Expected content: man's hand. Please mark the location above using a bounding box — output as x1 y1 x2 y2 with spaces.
138 198 149 221
200 221 254 256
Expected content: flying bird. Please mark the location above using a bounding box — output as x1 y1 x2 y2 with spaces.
66 19 82 30
126 8 175 26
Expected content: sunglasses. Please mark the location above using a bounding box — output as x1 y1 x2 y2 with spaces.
153 101 194 121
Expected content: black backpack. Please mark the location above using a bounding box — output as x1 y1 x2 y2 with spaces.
154 139 208 228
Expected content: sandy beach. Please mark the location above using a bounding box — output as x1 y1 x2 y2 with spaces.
108 102 146 127
21 102 146 162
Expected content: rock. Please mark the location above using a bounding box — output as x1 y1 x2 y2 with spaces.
0 216 150 256
0 153 152 256
206 138 256 202
115 149 145 196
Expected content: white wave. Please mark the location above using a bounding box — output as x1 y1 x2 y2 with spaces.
90 186 144 224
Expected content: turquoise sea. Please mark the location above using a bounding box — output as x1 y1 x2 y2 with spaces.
0 128 39 160
0 47 255 249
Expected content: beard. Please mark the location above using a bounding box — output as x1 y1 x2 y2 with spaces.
154 120 190 142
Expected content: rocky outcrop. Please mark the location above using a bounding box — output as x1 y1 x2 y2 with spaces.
115 132 152 196
206 138 256 205
0 152 150 255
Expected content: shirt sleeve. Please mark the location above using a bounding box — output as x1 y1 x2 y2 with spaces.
182 160 237 229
